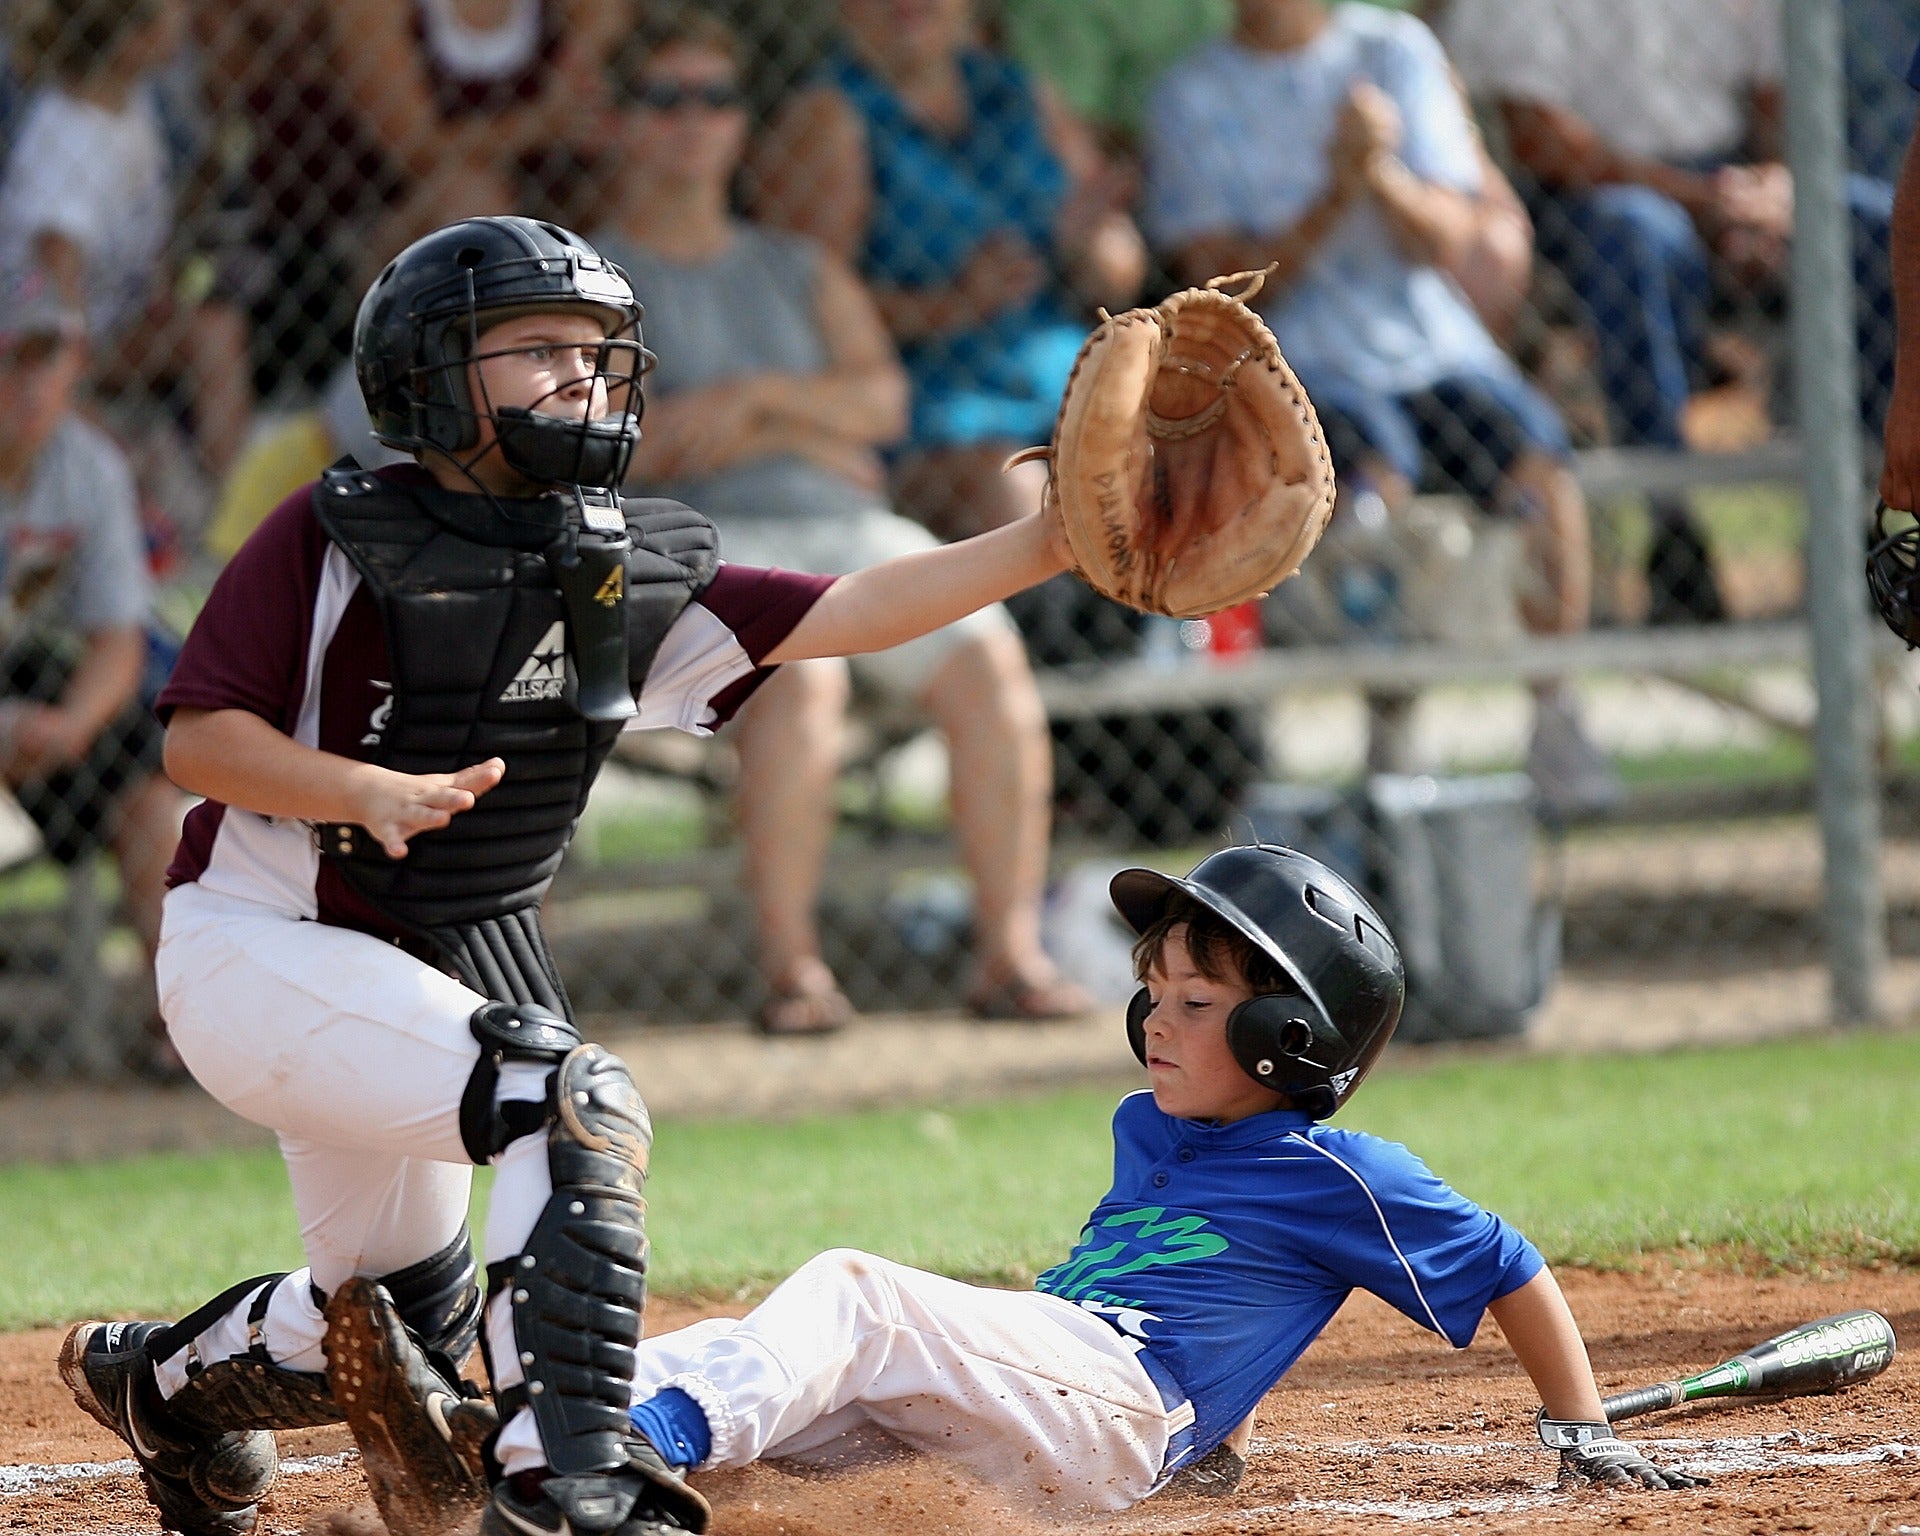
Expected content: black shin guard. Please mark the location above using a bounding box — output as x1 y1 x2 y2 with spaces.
379 1224 484 1387
490 1043 653 1478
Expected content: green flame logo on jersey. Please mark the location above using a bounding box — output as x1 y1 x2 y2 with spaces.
1035 1207 1230 1310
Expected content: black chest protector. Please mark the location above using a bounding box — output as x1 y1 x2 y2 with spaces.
309 463 719 1016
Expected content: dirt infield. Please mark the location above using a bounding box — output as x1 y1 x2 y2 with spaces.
4 1265 1916 1535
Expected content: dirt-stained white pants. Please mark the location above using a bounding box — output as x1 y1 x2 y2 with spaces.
151 881 562 1472
630 1249 1186 1514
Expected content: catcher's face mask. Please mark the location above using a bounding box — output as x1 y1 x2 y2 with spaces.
454 309 649 494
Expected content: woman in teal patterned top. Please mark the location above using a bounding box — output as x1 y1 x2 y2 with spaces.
751 0 1146 541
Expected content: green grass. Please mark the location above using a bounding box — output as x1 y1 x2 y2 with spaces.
1611 734 1812 788
2 1030 1917 1330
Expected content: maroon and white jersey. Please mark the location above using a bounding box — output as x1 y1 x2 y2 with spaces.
157 475 833 942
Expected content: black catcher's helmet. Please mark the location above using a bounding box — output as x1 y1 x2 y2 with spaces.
353 216 650 490
1112 844 1405 1118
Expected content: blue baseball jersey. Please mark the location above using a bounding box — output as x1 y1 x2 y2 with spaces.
1035 1093 1543 1460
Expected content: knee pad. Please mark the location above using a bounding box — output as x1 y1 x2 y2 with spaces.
377 1224 483 1384
490 1042 654 1477
459 1002 582 1163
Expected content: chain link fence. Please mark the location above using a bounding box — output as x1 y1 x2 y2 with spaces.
0 0 1910 1079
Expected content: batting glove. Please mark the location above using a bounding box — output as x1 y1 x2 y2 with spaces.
1537 1413 1709 1490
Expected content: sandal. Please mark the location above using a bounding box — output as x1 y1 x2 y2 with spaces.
754 975 855 1038
966 970 1096 1022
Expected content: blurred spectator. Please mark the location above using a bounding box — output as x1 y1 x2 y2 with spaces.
1144 0 1615 814
1443 0 1895 621
993 0 1421 148
596 12 1089 1029
326 0 625 266
205 362 406 561
1879 40 1920 515
754 0 1276 847
749 0 1147 542
0 33 22 154
995 0 1231 149
1842 0 1915 458
0 271 187 1075
992 0 1529 336
1 0 254 479
187 0 399 398
1846 0 1920 185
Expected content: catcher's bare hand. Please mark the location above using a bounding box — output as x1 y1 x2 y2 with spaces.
353 758 505 859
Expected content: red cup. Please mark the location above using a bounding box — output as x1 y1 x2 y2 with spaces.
1207 601 1263 659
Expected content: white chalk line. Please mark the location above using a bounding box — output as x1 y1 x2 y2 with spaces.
12 1433 1919 1529
1251 1429 1920 1475
0 1449 354 1497
1106 1431 1920 1524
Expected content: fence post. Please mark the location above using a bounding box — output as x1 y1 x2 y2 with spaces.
1786 0 1887 1022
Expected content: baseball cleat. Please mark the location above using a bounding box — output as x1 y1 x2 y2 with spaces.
59 1320 280 1536
323 1277 494 1536
480 1432 710 1536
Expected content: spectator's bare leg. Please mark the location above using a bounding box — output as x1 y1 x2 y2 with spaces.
924 628 1089 1018
111 771 184 965
1505 456 1621 814
733 657 854 1033
1505 451 1591 636
113 771 188 1074
893 447 1047 542
1354 458 1417 769
181 300 255 482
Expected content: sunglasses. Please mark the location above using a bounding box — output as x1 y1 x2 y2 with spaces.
0 334 68 372
629 79 745 113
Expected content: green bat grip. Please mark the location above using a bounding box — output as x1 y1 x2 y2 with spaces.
1603 1362 1748 1423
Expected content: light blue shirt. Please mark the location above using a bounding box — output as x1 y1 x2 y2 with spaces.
1143 5 1511 396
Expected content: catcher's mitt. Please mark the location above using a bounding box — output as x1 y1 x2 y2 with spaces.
1014 268 1335 619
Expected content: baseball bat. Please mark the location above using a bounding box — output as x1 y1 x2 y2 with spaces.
1602 1309 1896 1424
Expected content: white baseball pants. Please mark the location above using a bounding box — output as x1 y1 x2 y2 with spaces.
150 881 561 1472
630 1249 1186 1514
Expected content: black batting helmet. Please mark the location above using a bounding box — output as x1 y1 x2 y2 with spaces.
353 216 650 490
1112 844 1405 1118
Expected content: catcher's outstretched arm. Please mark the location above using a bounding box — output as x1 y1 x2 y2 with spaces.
764 510 1069 664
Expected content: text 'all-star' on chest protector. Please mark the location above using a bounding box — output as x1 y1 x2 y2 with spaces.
310 462 717 1013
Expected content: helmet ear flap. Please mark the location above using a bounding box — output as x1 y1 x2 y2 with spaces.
1225 994 1315 1090
1125 988 1152 1066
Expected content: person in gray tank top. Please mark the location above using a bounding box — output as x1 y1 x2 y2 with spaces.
596 11 1091 1032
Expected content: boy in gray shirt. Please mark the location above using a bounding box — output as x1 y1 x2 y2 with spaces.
0 267 182 1072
